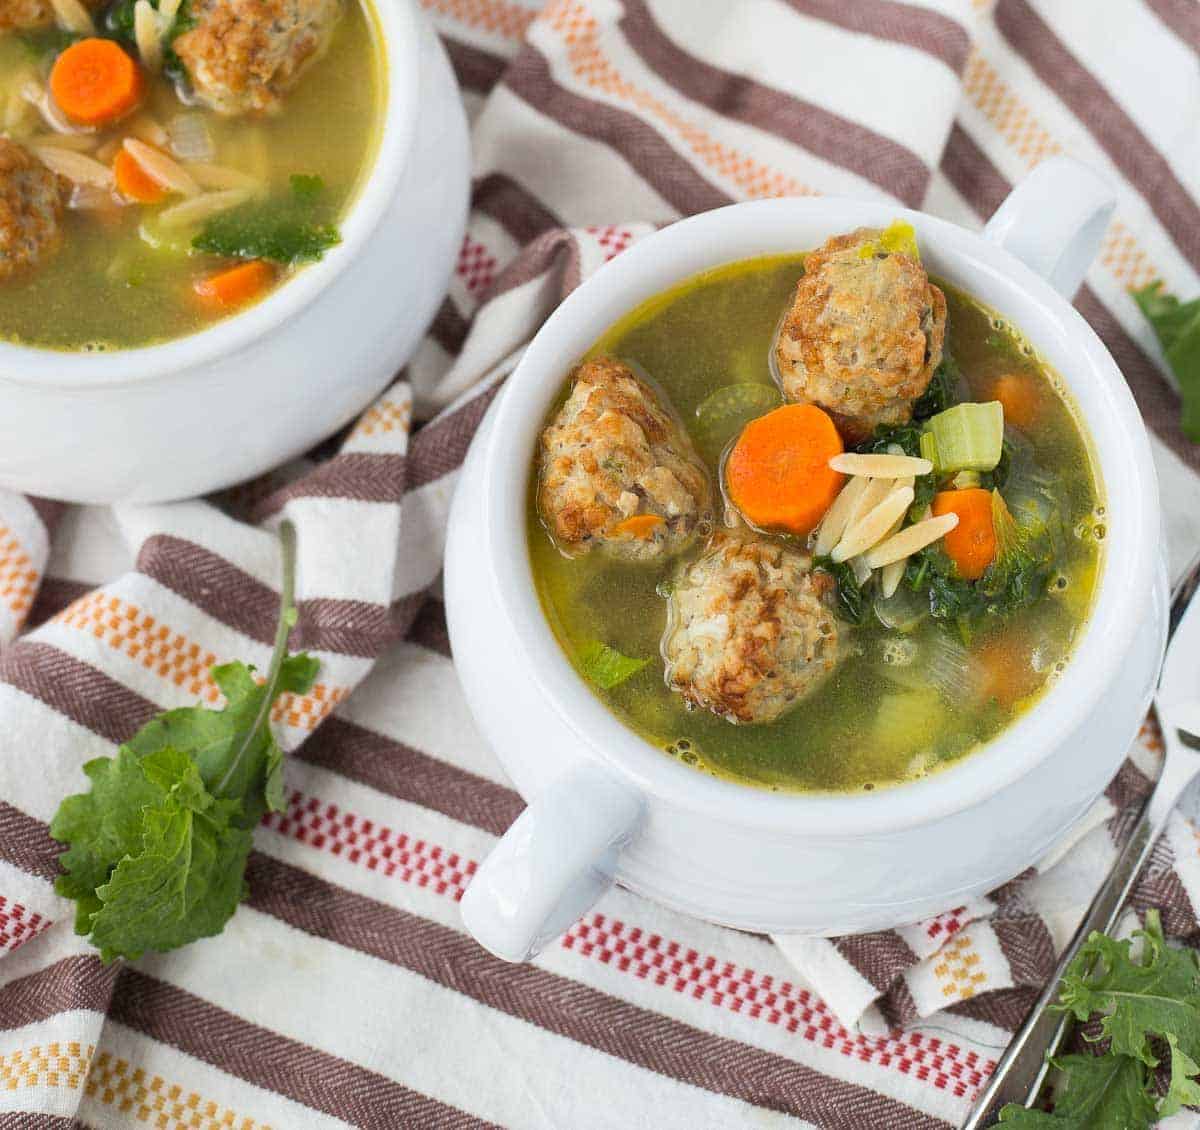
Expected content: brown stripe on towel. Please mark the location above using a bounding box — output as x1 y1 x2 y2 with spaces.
1144 0 1200 52
295 717 524 838
473 172 563 245
0 954 118 1031
995 0 1200 273
0 641 157 745
110 967 502 1130
245 853 955 1130
834 930 920 993
252 452 408 518
504 43 730 217
620 0 932 206
786 0 972 74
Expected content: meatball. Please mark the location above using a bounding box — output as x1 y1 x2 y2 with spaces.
0 0 96 30
173 0 342 116
538 356 712 562
662 536 839 724
0 139 70 282
775 227 947 442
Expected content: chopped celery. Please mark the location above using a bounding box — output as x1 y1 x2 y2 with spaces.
923 402 1004 472
577 642 648 690
919 430 938 466
856 220 920 261
952 470 982 489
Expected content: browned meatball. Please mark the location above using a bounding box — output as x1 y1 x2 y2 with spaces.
0 0 97 30
661 536 839 724
538 356 712 562
0 138 70 282
775 228 947 442
173 0 342 116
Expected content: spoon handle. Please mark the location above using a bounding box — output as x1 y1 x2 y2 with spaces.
961 807 1159 1128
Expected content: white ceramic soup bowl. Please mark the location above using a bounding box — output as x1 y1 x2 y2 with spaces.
446 158 1167 961
0 0 469 504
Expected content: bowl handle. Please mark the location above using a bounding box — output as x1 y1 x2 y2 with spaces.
460 765 644 962
982 156 1115 298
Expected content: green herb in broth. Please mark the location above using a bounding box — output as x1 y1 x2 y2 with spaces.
0 0 383 352
529 256 1104 795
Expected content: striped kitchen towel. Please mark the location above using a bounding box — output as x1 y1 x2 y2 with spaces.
0 1 1199 1128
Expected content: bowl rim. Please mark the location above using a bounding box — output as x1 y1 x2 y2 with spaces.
0 0 419 390
481 197 1160 836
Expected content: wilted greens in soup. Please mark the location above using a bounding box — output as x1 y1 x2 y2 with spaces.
529 226 1103 794
0 0 382 350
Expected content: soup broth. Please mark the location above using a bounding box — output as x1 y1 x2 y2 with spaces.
0 0 382 351
529 253 1103 793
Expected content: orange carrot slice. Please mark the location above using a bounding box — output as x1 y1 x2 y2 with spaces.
989 372 1042 431
724 403 845 536
193 260 276 313
611 514 665 539
113 147 167 204
931 488 996 580
50 39 144 127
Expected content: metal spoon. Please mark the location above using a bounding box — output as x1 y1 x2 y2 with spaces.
963 548 1200 1128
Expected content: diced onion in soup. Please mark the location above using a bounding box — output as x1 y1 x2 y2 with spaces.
34 146 113 189
69 183 120 211
861 512 958 569
814 475 868 556
156 187 254 229
168 114 216 163
832 485 914 563
49 0 95 35
123 138 200 196
829 452 932 478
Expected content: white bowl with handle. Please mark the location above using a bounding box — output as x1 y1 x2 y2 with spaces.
446 159 1167 961
0 0 469 504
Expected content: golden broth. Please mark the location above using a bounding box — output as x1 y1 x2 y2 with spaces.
528 255 1104 794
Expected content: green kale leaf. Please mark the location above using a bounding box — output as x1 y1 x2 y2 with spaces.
997 1052 1158 1128
1133 281 1200 442
288 174 326 205
813 556 866 626
193 200 341 266
913 355 962 420
998 911 1200 1128
50 521 316 962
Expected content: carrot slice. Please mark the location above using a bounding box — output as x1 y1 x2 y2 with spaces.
113 148 167 204
50 39 144 127
989 372 1042 431
193 260 276 313
931 489 996 580
611 514 665 539
976 635 1041 707
724 403 845 536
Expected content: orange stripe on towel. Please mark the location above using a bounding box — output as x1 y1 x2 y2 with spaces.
54 590 346 730
542 0 816 201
